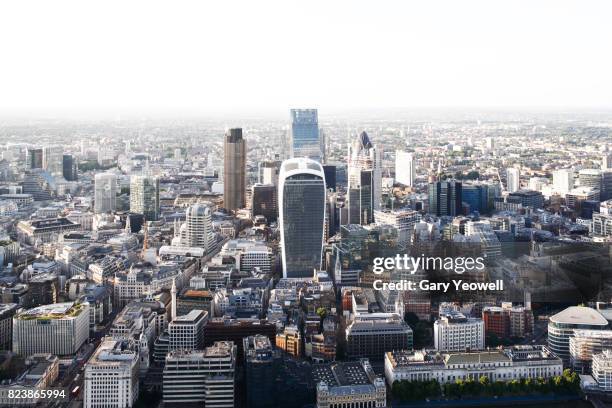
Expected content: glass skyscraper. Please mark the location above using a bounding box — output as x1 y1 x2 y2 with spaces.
290 109 321 162
279 158 326 278
130 174 160 221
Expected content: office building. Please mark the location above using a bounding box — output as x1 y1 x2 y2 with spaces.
322 164 337 191
203 318 276 358
26 147 43 169
163 341 236 407
507 189 544 209
16 217 81 245
385 345 562 385
62 154 77 181
593 212 612 237
506 168 520 193
566 187 600 209
244 335 279 408
428 180 462 217
579 169 603 191
42 145 63 177
548 306 608 364
279 158 326 278
592 350 612 391
251 183 277 222
223 128 246 212
483 305 534 340
603 152 612 170
168 309 207 351
314 359 386 408
434 312 485 352
346 313 413 361
84 339 139 408
13 302 90 357
347 131 382 225
130 174 160 221
395 150 416 187
0 303 18 350
181 203 214 251
569 330 612 374
553 169 574 194
462 183 491 214
276 325 302 357
290 108 321 161
94 173 117 214
259 160 281 186
373 209 418 245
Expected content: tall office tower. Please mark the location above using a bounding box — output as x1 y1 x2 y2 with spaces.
94 173 117 214
244 335 279 408
259 160 280 186
62 154 77 181
322 165 337 191
485 137 495 150
182 203 214 250
506 167 520 193
579 169 603 191
428 180 462 217
553 169 574 194
13 302 90 357
395 150 416 187
42 145 64 177
319 128 327 163
251 183 277 222
347 131 382 225
26 147 43 169
84 339 139 408
163 341 237 407
433 312 485 352
130 174 160 221
223 128 246 212
462 183 491 214
279 158 326 278
602 171 612 200
290 109 321 161
603 152 612 170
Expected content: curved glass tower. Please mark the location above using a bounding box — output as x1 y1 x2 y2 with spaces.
279 158 326 278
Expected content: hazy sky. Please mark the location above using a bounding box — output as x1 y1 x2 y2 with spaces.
1 0 611 113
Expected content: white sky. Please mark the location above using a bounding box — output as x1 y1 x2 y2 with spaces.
0 0 611 113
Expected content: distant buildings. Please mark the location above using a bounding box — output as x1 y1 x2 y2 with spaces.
385 345 562 385
434 312 484 352
84 339 139 408
548 306 608 364
279 158 326 278
163 341 236 407
395 150 416 187
62 154 77 181
130 174 160 221
223 128 246 212
42 145 63 177
314 359 386 408
347 131 382 225
13 302 90 357
506 167 520 193
94 173 117 214
290 108 321 161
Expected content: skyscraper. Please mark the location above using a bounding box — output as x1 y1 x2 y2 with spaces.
603 152 612 170
428 180 462 217
290 109 321 161
26 147 43 169
42 145 63 177
182 203 214 251
279 158 326 278
395 150 416 187
506 167 520 193
347 131 382 225
251 183 277 222
94 173 117 214
223 128 246 212
62 154 77 181
130 174 160 221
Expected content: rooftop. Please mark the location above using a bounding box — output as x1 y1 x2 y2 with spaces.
549 306 608 326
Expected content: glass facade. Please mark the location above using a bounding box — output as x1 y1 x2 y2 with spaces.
280 159 326 278
290 109 320 161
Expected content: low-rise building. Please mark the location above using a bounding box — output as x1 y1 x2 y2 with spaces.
434 312 484 351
